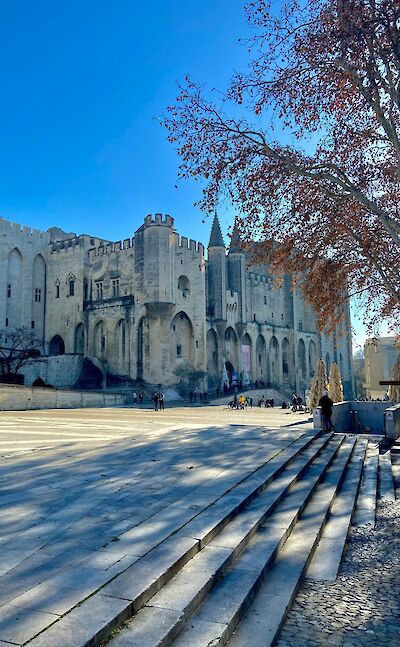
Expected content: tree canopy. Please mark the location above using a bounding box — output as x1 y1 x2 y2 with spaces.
165 0 400 333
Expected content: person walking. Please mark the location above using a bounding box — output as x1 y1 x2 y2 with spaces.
159 392 165 411
318 389 334 432
153 392 159 411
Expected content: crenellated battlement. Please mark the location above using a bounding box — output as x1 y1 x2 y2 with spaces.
171 231 204 255
88 238 134 261
144 213 174 228
0 216 50 243
50 236 83 253
247 272 269 284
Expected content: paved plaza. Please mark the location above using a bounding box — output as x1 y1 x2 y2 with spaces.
0 405 309 645
0 405 398 646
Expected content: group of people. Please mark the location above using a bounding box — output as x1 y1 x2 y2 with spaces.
153 392 165 411
132 391 145 405
257 396 275 408
188 391 208 403
229 394 253 409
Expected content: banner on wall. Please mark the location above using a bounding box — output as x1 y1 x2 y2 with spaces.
241 344 251 373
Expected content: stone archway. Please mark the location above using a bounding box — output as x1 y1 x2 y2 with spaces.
170 311 194 365
49 335 65 356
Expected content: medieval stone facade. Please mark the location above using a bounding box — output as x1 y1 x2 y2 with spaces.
0 213 354 398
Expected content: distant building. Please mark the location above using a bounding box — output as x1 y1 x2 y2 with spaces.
0 213 354 397
364 337 399 399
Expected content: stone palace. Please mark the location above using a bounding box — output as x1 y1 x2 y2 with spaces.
0 213 354 397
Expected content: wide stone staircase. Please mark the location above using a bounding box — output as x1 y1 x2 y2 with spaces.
26 430 395 647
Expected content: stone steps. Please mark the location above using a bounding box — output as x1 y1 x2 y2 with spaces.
25 429 325 647
378 449 396 501
21 431 391 647
105 435 344 647
306 437 367 581
352 440 379 527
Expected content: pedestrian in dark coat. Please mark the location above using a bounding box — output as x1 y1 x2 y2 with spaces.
318 390 334 431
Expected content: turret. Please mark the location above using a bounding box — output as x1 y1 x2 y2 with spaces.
227 217 246 321
139 213 175 309
207 213 227 321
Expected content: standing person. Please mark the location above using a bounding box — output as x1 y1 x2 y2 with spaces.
249 397 253 408
159 392 165 411
153 392 159 411
132 392 137 405
318 390 334 432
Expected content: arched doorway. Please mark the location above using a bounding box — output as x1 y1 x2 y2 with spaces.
49 335 65 356
170 311 194 366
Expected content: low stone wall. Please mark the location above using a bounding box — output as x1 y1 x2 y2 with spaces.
384 403 400 441
0 384 127 411
313 400 394 435
22 354 83 388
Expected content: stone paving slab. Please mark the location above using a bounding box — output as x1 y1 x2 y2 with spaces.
0 603 59 645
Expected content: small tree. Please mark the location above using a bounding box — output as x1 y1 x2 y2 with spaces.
0 328 41 383
329 362 344 402
309 359 328 410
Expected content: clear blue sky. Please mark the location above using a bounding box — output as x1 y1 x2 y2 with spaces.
0 0 251 244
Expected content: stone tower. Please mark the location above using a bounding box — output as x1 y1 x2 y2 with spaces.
206 214 227 321
227 218 246 323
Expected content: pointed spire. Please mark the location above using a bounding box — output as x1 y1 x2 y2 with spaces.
208 212 225 248
229 217 243 254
